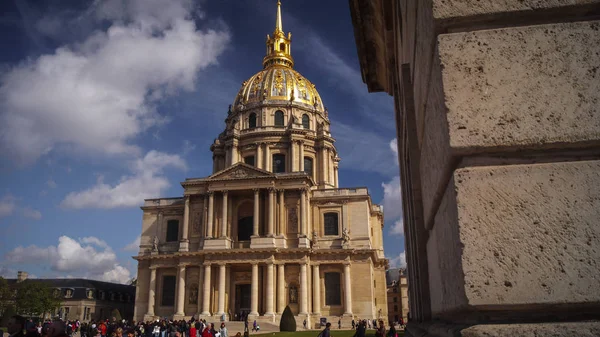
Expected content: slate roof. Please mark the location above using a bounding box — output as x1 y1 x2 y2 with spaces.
5 278 135 301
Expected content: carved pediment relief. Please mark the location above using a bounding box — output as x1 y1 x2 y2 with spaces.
209 163 273 180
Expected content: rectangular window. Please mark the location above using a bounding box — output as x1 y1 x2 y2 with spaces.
244 156 255 166
272 154 286 173
323 212 339 236
304 157 313 177
166 220 179 242
324 272 341 305
161 275 176 306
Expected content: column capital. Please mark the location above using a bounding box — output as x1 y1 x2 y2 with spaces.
206 191 214 196
268 187 276 193
221 190 229 195
149 265 159 270
276 188 285 193
178 263 189 268
203 262 212 267
253 188 261 194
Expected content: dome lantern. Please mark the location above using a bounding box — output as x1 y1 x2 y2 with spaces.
263 1 294 69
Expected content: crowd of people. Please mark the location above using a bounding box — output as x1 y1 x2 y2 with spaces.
3 316 233 337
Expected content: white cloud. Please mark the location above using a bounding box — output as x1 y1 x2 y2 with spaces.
382 175 403 221
47 179 57 188
21 207 42 220
182 140 196 155
0 0 230 165
4 235 131 284
0 195 16 217
389 251 407 268
390 138 399 164
61 150 187 209
389 219 404 236
123 236 141 252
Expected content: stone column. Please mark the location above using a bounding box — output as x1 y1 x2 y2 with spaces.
180 196 190 252
312 264 321 315
290 140 295 172
206 192 214 238
202 195 208 240
232 143 239 165
253 189 260 237
320 147 327 185
221 191 228 238
157 211 163 238
225 145 231 167
306 190 311 235
278 190 285 236
175 264 186 316
300 188 306 236
267 188 275 237
277 264 285 314
343 263 352 315
217 264 226 316
324 148 330 184
146 267 157 316
256 143 263 170
265 262 275 316
264 143 270 171
250 263 259 315
299 141 305 172
196 265 203 314
202 264 211 316
300 263 308 315
334 166 339 188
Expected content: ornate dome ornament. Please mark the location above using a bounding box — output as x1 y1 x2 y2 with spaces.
232 1 325 113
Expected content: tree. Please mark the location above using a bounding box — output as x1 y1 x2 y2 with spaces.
279 305 296 332
15 281 61 318
0 277 14 315
0 305 16 327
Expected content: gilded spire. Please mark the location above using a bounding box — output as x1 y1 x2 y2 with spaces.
275 0 283 33
263 0 294 69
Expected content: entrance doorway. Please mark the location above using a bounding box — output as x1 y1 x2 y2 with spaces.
238 216 253 241
235 284 251 320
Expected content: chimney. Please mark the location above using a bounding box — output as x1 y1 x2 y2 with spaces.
17 271 28 283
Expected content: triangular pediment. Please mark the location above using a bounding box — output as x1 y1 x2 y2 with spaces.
208 163 274 180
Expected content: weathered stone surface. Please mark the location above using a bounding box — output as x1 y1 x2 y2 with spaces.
433 0 600 20
461 321 600 337
438 21 600 154
429 160 600 315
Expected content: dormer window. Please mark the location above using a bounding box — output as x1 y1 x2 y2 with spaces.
86 289 94 299
64 288 74 298
53 288 61 298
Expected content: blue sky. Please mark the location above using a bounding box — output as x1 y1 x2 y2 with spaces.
0 0 405 283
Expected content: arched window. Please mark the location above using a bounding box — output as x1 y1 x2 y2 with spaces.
324 272 341 305
302 114 310 129
166 220 179 242
324 212 339 236
248 113 257 128
280 43 286 52
272 154 286 173
304 157 313 177
274 110 284 126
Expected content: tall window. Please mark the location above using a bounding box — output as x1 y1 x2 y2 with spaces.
394 305 398 312
166 220 179 242
274 110 284 126
161 275 176 306
272 154 285 173
249 113 257 128
324 272 341 305
302 114 310 129
244 156 255 166
324 212 339 236
304 157 313 177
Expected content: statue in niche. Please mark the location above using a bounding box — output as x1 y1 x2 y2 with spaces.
289 286 298 304
152 236 159 252
192 211 201 233
189 286 198 305
311 230 318 248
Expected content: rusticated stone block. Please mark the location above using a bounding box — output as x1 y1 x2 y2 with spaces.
461 322 600 337
428 160 600 315
438 21 600 154
433 0 600 20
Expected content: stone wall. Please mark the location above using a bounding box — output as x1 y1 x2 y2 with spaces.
350 0 600 335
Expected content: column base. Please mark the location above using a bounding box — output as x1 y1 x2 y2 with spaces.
173 313 185 320
343 313 353 318
298 237 310 248
203 238 232 250
250 236 276 248
143 314 157 322
179 240 189 252
200 312 211 317
405 321 600 337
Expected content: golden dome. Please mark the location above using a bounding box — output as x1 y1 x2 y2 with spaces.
231 1 325 113
233 66 325 112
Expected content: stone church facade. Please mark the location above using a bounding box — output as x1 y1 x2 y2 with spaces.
133 2 388 327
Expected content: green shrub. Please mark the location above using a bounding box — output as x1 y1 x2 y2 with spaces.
279 305 296 332
0 305 16 327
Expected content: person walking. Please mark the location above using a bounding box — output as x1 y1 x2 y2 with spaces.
218 323 227 337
